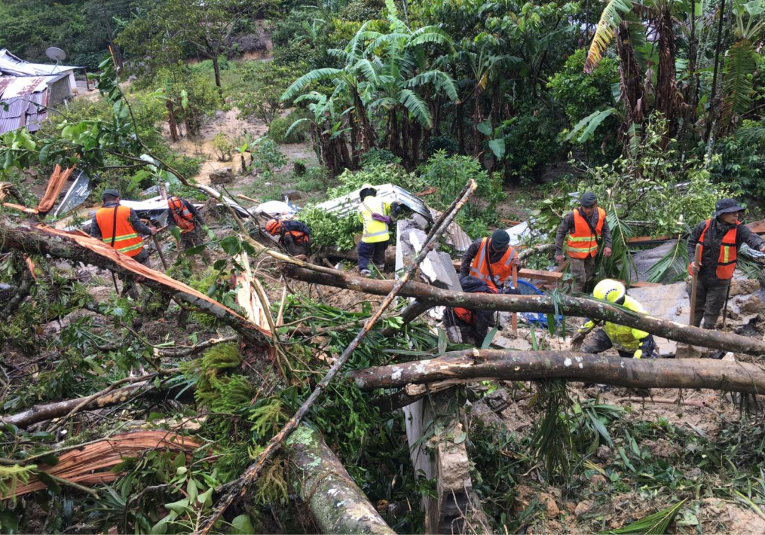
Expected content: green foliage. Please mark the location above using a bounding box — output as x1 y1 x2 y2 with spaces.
0 465 36 502
327 163 419 198
501 105 564 182
211 133 234 162
707 133 765 199
249 137 287 178
296 206 361 250
228 62 303 124
536 115 729 241
269 114 310 144
607 499 687 534
418 152 505 234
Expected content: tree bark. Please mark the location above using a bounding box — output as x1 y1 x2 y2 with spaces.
348 350 765 394
1 382 154 428
0 219 269 344
281 264 765 356
212 55 222 88
655 6 681 142
285 425 396 535
167 100 180 142
615 22 645 130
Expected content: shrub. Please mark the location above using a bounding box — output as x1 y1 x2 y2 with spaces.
293 160 307 176
295 206 361 251
360 148 400 168
250 138 287 178
327 164 420 198
269 114 309 144
707 132 765 200
212 133 234 162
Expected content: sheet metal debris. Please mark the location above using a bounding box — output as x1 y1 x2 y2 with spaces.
53 170 92 217
316 183 432 221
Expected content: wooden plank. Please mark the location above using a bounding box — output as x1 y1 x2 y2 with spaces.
626 235 673 244
746 220 765 234
630 281 663 288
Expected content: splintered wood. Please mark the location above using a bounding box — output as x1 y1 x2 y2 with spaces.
7 431 200 498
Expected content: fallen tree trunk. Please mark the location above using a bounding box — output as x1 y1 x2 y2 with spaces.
0 219 269 344
348 350 765 394
285 425 395 535
282 265 765 356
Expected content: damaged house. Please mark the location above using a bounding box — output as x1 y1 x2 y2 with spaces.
0 49 79 135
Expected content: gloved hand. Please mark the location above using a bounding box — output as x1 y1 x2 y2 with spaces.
633 349 643 359
391 202 403 217
635 335 657 359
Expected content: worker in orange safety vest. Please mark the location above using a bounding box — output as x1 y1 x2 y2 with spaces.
555 191 612 293
90 188 156 298
687 198 765 330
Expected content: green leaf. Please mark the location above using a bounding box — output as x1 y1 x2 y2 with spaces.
184 244 207 256
454 432 467 444
164 498 190 514
481 326 498 349
477 121 493 136
187 479 198 503
605 499 687 534
36 472 61 495
231 514 256 534
488 138 505 159
219 236 242 255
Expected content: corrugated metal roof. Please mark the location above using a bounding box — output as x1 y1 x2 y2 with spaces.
0 87 49 134
316 184 433 220
0 49 78 77
0 76 51 99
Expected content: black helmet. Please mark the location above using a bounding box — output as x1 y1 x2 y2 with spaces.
359 184 377 201
714 198 745 217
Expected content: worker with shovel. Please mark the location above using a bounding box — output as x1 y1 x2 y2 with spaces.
572 279 659 359
687 198 765 330
90 188 157 299
555 191 612 293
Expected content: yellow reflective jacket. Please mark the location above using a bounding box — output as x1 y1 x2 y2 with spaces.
582 295 649 352
358 196 391 243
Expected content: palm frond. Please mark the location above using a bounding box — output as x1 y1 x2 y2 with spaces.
408 27 456 52
398 89 433 128
598 212 635 284
646 239 689 283
565 108 618 143
351 58 381 85
281 68 342 101
584 0 634 73
720 39 757 132
530 378 575 482
404 70 459 101
606 499 686 534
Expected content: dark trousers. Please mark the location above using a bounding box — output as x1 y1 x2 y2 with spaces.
120 249 151 299
581 328 659 359
358 240 388 271
569 255 596 293
283 234 311 257
692 276 730 329
180 227 212 263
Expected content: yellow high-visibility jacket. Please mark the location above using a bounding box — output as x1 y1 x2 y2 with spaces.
582 295 650 352
358 196 391 243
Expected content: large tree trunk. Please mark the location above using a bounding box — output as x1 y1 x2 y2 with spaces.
655 6 681 142
212 55 222 88
285 425 396 535
0 219 270 344
281 264 765 356
167 100 180 142
353 89 376 151
615 22 645 131
348 350 765 394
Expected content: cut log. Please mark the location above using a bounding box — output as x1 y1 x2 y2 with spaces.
348 350 765 394
282 265 765 356
0 219 270 344
285 426 395 535
7 431 200 498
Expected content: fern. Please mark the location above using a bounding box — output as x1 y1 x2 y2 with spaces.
646 239 689 283
254 461 289 506
248 398 289 439
584 0 634 73
0 464 36 501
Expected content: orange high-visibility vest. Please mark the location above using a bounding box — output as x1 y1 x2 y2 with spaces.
469 238 517 291
96 205 144 257
688 219 739 280
168 196 195 233
566 207 605 258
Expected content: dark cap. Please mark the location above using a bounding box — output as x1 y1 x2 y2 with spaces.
714 198 745 217
580 192 597 207
102 188 120 199
490 229 510 250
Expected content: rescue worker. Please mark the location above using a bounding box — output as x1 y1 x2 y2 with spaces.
265 218 312 258
687 198 765 329
459 229 519 292
574 279 659 359
166 195 206 251
357 185 400 277
90 188 156 298
445 275 520 347
555 191 612 293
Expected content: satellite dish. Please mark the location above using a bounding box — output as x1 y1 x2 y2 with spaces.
46 47 67 62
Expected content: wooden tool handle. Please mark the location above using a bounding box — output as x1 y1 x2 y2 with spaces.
688 243 703 326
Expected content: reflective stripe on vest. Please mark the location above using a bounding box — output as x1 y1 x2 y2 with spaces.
469 238 516 291
687 219 739 280
168 196 195 233
566 207 605 258
359 197 389 243
95 205 144 257
602 296 649 351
